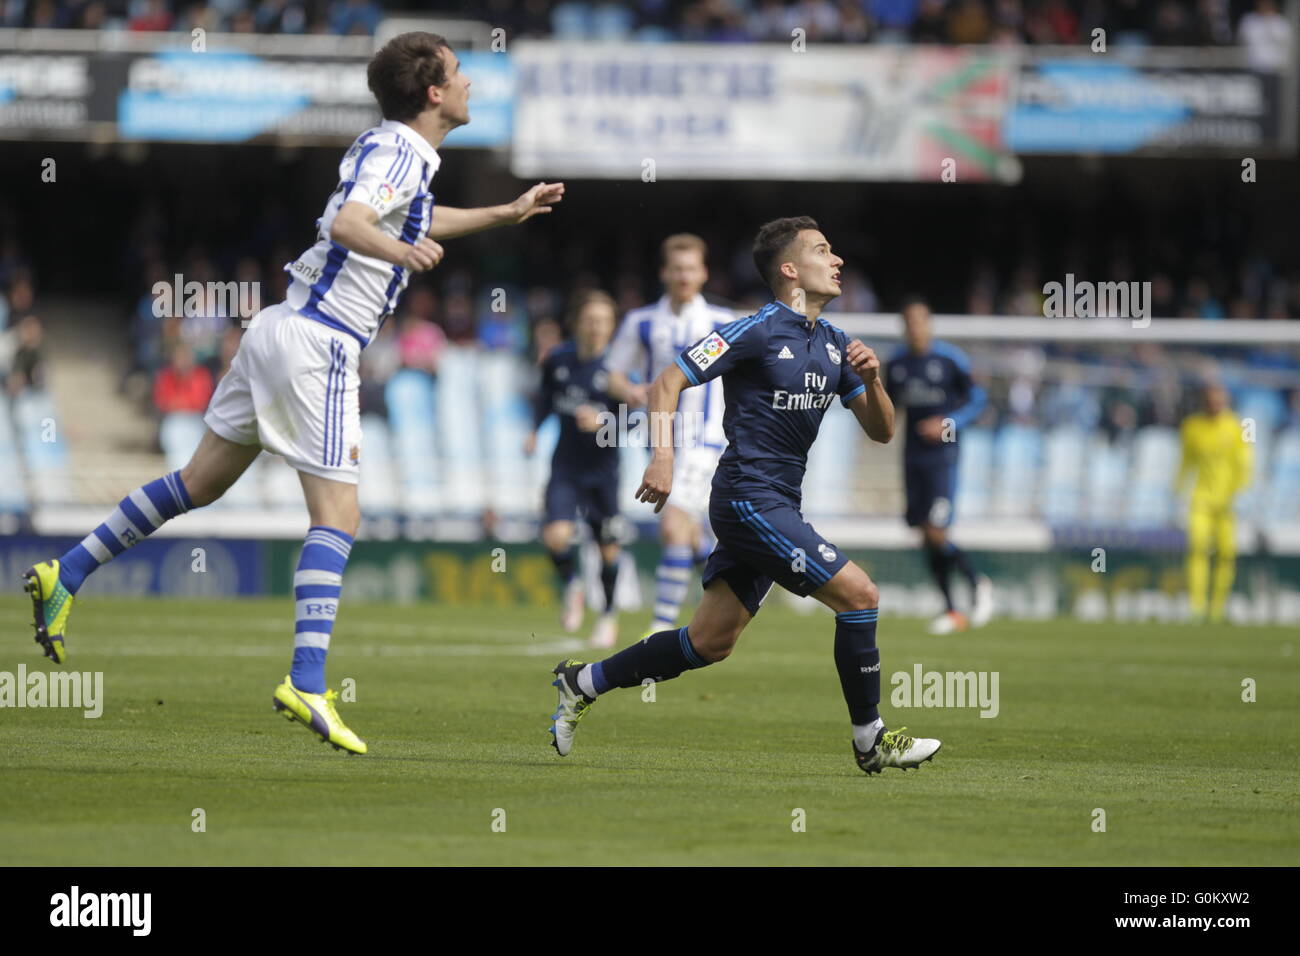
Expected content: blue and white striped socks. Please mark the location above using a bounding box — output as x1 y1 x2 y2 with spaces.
58 471 193 595
651 544 694 629
290 526 353 694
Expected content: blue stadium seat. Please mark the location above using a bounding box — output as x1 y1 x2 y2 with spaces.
385 368 440 517
358 413 399 514
991 424 1042 518
159 412 206 472
1266 428 1300 523
1236 425 1272 523
1126 426 1179 527
551 2 593 39
634 25 676 43
478 352 534 516
0 393 30 513
1084 434 1129 526
434 347 484 513
954 426 993 520
1236 387 1286 438
1039 426 1087 524
14 390 71 505
14 389 68 469
591 3 634 40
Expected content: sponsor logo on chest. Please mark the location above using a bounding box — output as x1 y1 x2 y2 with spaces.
773 370 834 411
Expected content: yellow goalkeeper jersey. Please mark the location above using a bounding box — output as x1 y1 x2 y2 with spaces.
1178 410 1252 507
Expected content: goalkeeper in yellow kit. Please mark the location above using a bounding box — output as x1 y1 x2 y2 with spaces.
1176 383 1252 622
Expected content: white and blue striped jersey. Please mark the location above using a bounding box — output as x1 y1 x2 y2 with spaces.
607 294 735 450
284 119 440 348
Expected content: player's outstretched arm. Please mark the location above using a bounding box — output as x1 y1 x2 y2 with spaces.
845 339 894 443
332 201 443 272
427 182 565 240
636 363 690 514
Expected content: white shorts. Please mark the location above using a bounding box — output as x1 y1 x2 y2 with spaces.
204 303 362 484
670 445 723 517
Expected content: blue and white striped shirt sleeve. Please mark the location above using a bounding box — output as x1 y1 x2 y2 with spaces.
347 137 421 218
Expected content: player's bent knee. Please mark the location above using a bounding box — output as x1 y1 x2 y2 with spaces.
838 575 879 612
691 626 740 663
541 523 573 553
335 510 361 538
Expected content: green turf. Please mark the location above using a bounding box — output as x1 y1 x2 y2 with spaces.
0 595 1296 865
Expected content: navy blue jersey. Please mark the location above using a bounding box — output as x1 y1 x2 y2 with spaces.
534 342 619 473
884 341 986 460
674 300 866 504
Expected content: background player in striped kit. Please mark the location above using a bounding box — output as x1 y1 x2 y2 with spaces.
525 291 625 648
22 32 564 754
605 234 735 637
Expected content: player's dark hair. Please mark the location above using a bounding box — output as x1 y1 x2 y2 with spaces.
899 295 931 315
367 32 450 122
752 216 819 290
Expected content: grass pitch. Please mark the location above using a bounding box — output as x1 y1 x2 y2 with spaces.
1 596 1296 866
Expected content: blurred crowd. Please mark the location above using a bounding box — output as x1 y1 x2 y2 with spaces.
2 0 383 34
0 242 45 401
3 178 1299 454
467 0 1292 52
1 0 1291 55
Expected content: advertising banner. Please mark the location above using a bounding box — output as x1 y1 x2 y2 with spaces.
0 51 94 133
512 42 1018 181
0 535 265 597
0 41 511 146
1007 59 1285 153
2 33 1290 161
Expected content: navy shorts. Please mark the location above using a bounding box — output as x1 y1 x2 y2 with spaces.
544 467 622 543
904 455 957 528
702 496 850 616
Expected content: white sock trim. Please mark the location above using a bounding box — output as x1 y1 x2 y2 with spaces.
853 718 885 751
577 664 598 698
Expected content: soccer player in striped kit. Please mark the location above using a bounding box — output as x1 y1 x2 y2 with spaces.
22 32 563 754
605 234 735 637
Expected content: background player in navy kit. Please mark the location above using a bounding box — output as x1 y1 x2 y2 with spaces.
549 217 941 775
885 298 993 635
525 291 624 649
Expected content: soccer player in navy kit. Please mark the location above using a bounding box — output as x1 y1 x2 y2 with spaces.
549 218 941 775
885 299 993 634
526 291 624 649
